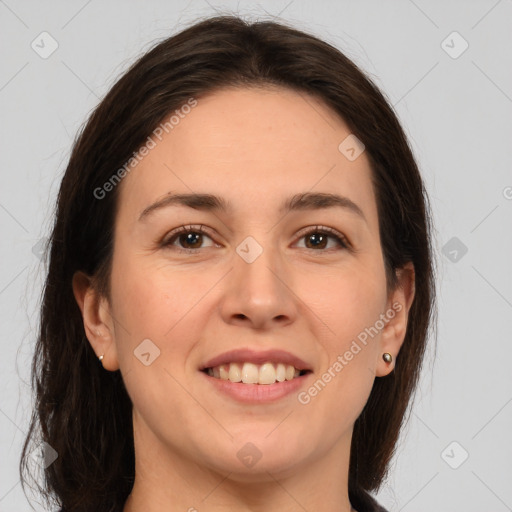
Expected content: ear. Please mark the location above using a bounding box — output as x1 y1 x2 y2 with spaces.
375 261 416 377
72 271 120 371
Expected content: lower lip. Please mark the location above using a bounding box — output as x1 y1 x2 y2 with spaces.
200 371 312 403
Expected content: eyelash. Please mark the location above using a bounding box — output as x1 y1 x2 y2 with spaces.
160 224 351 254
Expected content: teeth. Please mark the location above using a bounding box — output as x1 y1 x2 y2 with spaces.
219 364 229 380
206 362 304 385
276 363 286 382
242 362 259 384
258 362 277 384
228 362 242 382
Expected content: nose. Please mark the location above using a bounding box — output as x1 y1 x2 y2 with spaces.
219 236 298 330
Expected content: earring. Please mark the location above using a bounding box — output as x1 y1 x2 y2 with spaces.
382 352 392 363
99 354 104 363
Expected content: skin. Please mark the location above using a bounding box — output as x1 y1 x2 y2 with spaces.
73 86 415 512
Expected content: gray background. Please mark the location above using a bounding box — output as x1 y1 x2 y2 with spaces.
1 0 511 511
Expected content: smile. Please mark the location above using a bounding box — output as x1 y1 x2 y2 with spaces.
202 361 311 385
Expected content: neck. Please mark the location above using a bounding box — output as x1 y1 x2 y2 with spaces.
123 410 355 512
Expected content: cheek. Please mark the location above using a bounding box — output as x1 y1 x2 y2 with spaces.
297 267 386 429
303 257 388 345
109 252 221 366
109 258 206 408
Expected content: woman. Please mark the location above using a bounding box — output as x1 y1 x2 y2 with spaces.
20 14 436 512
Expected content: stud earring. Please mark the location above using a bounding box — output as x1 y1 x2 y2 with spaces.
382 352 392 363
99 354 104 363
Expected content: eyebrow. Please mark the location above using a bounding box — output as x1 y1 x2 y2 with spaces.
138 191 367 223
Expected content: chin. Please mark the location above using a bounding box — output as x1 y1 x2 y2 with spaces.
200 434 309 480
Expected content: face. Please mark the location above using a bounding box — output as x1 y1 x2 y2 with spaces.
76 86 413 482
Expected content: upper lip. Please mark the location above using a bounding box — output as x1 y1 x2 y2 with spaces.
200 348 313 372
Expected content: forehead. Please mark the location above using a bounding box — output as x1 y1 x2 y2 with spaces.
116 86 378 229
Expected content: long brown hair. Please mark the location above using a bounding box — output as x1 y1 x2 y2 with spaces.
20 14 437 512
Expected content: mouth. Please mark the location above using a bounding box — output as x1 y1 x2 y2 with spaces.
199 361 314 403
201 362 312 385
199 348 314 387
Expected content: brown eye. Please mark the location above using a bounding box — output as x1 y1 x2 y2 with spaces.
162 225 216 252
304 232 329 249
295 226 349 251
